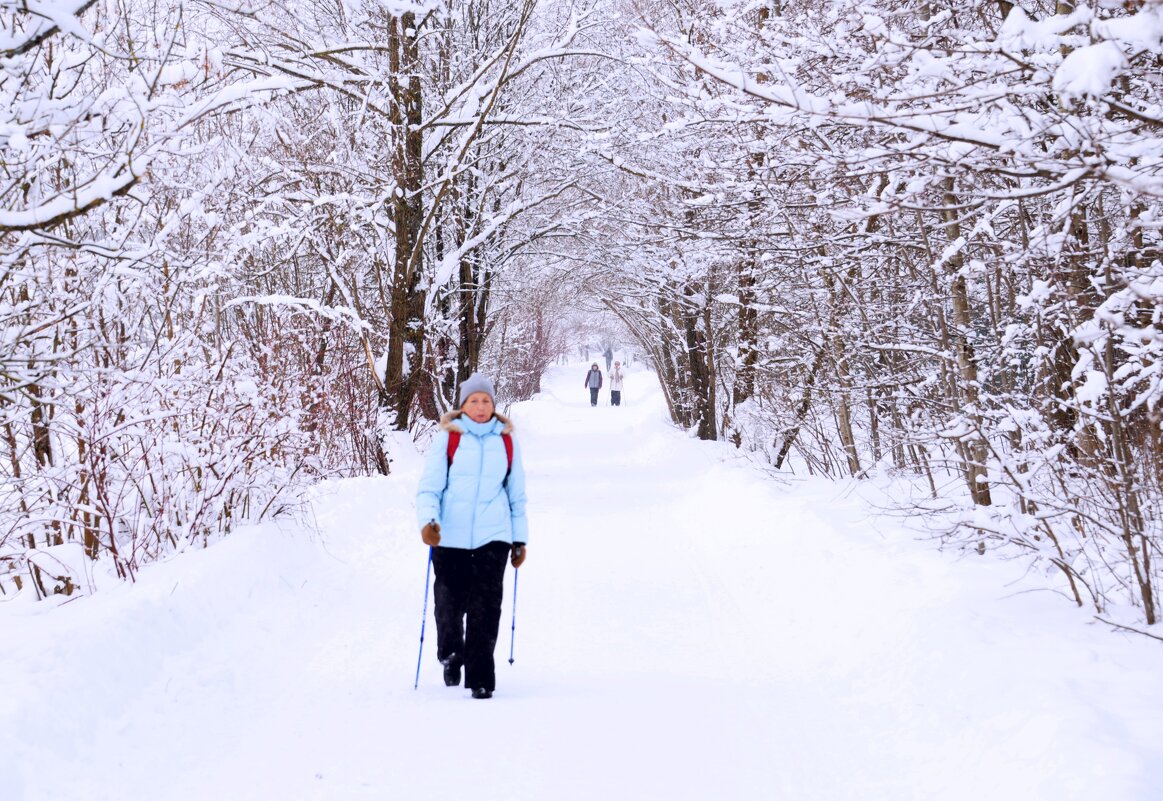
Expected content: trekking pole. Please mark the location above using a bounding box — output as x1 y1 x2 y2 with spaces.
508 567 519 665
414 547 433 689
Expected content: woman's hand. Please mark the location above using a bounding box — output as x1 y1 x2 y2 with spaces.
422 521 441 546
511 543 526 568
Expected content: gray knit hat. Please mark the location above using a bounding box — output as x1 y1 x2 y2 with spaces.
458 373 496 407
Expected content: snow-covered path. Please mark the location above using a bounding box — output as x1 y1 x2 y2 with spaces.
4 364 1162 801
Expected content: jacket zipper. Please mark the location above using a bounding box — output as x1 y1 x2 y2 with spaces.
469 430 484 549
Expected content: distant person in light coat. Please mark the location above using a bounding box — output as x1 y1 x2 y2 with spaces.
584 363 603 406
416 373 528 700
609 360 624 406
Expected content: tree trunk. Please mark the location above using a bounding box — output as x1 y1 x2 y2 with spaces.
734 152 763 406
382 12 426 431
682 283 716 440
941 177 991 505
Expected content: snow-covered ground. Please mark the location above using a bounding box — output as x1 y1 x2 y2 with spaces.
4 363 1162 801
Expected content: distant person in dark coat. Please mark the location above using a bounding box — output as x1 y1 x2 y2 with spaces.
584 363 603 406
603 347 613 372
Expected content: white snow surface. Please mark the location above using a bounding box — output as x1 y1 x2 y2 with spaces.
3 364 1162 801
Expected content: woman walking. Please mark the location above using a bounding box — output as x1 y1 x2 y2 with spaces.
416 373 528 699
609 360 624 406
584 363 603 406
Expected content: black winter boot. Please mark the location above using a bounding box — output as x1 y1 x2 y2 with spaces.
471 687 493 699
442 655 461 687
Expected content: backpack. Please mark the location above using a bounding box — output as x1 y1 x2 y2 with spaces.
447 430 514 485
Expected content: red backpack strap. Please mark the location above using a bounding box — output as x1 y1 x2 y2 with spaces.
501 433 513 478
446 431 461 467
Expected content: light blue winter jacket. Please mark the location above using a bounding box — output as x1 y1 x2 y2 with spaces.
415 410 528 550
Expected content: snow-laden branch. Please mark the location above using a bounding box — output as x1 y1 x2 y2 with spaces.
0 0 96 58
425 114 606 132
0 154 144 232
402 2 536 283
643 3 1163 198
224 295 372 331
173 75 313 128
420 4 603 133
427 180 580 306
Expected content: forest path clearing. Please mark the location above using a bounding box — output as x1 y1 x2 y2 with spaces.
4 363 1161 801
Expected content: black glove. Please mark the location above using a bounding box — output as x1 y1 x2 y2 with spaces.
511 543 526 568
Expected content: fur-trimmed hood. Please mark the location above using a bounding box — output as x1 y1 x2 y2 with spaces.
439 409 514 435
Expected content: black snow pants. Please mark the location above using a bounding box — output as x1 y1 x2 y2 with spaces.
589 387 599 406
432 541 510 692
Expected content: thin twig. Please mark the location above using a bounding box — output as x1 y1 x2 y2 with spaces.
1095 616 1163 644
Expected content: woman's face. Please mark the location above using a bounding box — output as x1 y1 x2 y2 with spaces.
462 391 495 423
